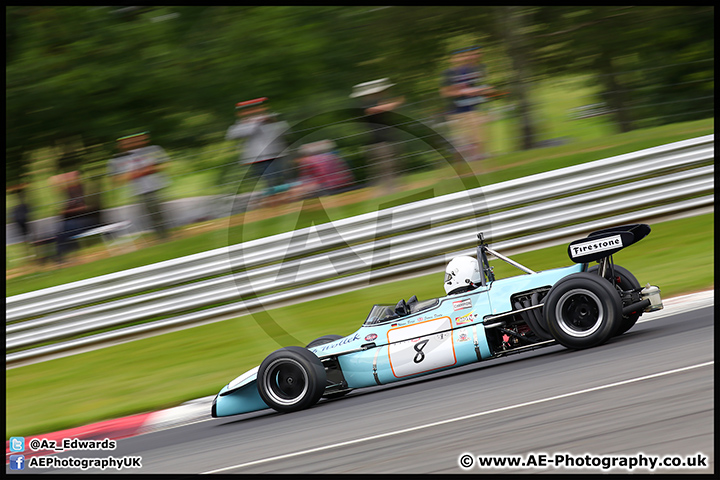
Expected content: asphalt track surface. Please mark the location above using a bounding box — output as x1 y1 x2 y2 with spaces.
14 306 714 474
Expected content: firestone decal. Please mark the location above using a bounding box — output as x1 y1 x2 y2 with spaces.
570 235 623 258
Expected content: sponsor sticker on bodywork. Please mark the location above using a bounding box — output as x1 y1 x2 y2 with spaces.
312 333 361 353
455 311 478 325
453 299 472 311
457 329 471 342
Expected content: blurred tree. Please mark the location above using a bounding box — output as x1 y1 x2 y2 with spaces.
6 6 188 181
530 6 714 132
5 6 714 186
625 6 714 128
494 6 539 150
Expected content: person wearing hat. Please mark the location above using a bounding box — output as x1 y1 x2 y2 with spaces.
440 46 495 163
225 97 291 201
108 131 171 240
350 78 404 195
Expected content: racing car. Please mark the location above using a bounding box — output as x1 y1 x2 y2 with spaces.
212 223 663 417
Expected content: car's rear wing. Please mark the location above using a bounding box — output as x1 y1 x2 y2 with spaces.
567 223 651 264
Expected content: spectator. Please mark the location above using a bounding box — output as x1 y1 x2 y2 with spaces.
10 186 33 258
108 131 170 240
50 170 91 265
226 97 291 207
317 140 354 194
440 45 495 163
350 78 404 196
82 175 104 232
292 142 325 201
292 140 353 201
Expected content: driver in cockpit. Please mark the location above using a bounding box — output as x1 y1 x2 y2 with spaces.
444 255 482 295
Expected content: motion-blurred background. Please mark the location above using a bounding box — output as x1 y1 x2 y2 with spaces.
5 6 714 439
6 6 713 236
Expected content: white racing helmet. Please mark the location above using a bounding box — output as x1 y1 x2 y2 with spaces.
444 255 482 295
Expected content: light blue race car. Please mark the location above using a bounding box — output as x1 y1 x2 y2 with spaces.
212 224 663 417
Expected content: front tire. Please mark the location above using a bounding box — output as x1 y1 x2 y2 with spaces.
544 272 622 349
257 346 327 413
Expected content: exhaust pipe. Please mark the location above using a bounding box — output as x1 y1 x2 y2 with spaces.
623 299 651 317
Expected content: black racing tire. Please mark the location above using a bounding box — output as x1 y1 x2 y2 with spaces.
544 272 622 349
257 346 327 413
589 264 642 336
531 291 551 333
305 335 353 399
514 299 553 340
305 334 344 349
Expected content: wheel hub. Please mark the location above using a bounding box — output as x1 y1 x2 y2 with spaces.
556 289 604 337
264 359 309 405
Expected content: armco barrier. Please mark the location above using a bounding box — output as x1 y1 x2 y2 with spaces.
6 135 714 366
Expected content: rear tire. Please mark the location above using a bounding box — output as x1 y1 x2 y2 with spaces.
544 272 622 349
257 346 327 413
589 264 642 336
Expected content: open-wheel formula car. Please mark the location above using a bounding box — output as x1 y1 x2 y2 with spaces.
212 224 663 417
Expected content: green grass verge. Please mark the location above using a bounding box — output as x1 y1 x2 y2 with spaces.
6 117 714 296
6 212 713 438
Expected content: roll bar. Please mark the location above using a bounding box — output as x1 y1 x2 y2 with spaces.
476 233 536 285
